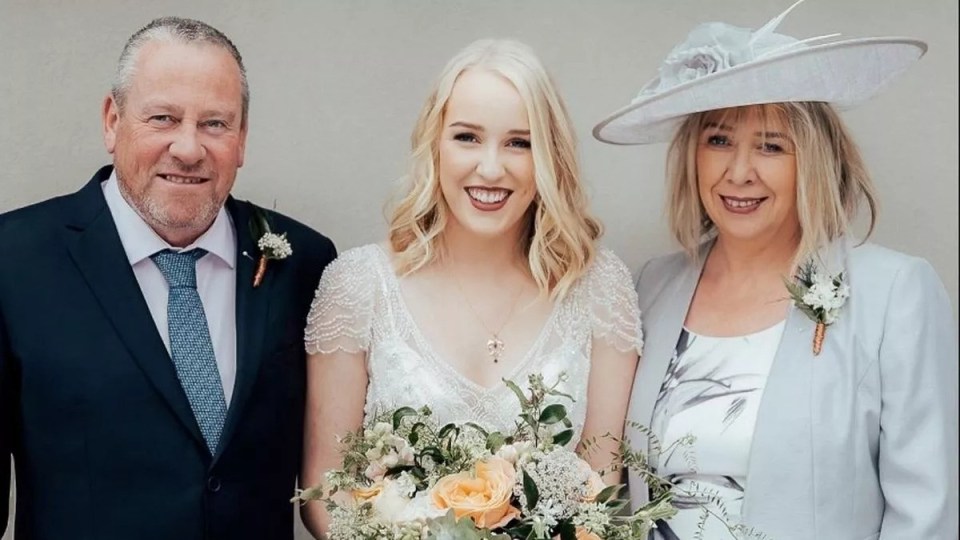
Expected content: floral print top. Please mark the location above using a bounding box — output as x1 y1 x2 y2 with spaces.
651 321 785 539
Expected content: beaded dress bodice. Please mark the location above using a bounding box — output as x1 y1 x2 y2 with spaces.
305 244 643 444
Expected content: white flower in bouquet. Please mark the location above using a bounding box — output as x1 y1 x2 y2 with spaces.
364 461 387 482
371 477 446 527
496 440 535 465
514 447 593 521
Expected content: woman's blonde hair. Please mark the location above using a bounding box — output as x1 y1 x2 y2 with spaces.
387 39 601 300
666 102 877 266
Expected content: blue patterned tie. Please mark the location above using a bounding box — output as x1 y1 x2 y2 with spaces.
151 249 227 454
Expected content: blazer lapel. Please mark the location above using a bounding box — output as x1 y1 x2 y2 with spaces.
628 242 710 475
63 169 205 449
214 198 274 461
741 238 852 529
740 306 815 527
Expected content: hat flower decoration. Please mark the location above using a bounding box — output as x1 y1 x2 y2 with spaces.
593 0 927 145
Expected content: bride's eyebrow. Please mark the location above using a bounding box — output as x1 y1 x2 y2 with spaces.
448 121 530 136
449 121 483 131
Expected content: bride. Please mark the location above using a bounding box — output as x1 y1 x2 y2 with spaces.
300 38 642 536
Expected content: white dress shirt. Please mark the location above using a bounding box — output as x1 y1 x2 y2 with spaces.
103 173 238 405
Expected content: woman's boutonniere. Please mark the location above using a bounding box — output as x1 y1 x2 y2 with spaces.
784 261 850 355
247 207 292 288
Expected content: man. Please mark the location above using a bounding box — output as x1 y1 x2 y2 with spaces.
0 17 336 539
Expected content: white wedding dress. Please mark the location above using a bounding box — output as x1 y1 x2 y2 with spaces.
304 244 643 444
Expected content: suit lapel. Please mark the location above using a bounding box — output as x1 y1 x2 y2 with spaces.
214 198 274 461
63 168 205 449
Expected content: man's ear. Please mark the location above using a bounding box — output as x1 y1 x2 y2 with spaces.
237 119 248 168
102 94 119 154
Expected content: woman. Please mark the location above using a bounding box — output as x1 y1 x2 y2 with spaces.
300 39 642 536
593 2 957 539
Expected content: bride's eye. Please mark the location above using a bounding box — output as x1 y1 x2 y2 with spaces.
453 132 479 144
506 138 531 149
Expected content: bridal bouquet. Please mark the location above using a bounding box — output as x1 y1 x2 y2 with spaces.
294 374 679 539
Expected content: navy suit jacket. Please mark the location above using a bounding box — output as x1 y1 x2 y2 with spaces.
0 166 336 539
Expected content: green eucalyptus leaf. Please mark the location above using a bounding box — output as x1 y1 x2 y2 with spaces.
392 407 418 430
486 432 506 453
556 521 577 540
538 403 567 424
552 429 574 447
464 422 489 437
503 379 531 408
438 423 460 440
595 483 623 503
418 446 445 465
522 470 539 511
546 387 574 401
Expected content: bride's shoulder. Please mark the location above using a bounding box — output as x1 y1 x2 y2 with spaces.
333 242 387 266
579 247 634 291
311 243 392 305
572 247 643 352
320 243 388 280
306 243 386 354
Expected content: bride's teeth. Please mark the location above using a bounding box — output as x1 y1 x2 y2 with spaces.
468 188 509 204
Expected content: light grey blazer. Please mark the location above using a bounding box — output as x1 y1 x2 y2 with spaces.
626 239 958 540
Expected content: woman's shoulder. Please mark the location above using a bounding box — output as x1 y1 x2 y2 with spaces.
846 242 946 301
848 241 925 272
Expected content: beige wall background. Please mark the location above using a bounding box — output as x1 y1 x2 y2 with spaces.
2 0 957 537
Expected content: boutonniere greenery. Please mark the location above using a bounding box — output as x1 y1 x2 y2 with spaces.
784 261 849 355
246 206 292 288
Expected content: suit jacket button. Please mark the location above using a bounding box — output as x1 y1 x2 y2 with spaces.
207 476 222 492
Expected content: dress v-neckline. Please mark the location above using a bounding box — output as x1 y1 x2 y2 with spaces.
373 244 562 393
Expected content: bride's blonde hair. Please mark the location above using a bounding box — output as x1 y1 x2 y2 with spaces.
387 39 601 300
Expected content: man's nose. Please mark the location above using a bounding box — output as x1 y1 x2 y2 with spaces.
168 124 205 165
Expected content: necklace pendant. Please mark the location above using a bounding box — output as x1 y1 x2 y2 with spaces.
487 336 505 363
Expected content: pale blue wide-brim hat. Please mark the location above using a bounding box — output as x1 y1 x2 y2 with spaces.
592 0 927 145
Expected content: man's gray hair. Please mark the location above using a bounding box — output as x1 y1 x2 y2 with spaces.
111 17 249 124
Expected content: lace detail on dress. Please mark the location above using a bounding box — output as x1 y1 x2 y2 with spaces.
582 249 645 356
304 244 643 446
304 245 379 354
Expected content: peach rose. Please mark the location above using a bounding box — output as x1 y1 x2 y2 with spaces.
431 457 521 529
352 483 383 504
576 527 603 540
555 528 603 540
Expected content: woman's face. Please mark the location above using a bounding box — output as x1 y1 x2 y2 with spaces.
696 109 800 246
437 68 537 242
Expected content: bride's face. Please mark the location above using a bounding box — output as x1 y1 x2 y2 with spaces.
437 68 537 241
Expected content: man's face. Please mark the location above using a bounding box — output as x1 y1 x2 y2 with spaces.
103 40 247 246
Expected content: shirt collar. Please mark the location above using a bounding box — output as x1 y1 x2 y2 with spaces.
103 170 236 268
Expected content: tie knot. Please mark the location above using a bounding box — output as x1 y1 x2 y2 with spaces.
151 249 207 289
